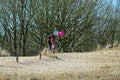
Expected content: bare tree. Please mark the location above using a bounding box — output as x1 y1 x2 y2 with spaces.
0 0 120 57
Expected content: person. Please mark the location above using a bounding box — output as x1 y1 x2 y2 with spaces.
51 34 58 53
47 34 52 50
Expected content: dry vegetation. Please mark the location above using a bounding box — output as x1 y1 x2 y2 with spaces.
0 48 120 80
0 49 10 57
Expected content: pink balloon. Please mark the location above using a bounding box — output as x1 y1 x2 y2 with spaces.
59 31 64 37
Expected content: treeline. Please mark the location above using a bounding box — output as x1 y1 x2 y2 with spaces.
0 0 120 57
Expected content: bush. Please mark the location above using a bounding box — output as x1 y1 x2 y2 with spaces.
0 49 10 57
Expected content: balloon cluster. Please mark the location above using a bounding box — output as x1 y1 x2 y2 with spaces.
53 30 64 38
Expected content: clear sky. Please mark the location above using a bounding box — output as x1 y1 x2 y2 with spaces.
107 0 117 6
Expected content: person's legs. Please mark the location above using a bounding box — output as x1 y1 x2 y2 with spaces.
48 41 52 50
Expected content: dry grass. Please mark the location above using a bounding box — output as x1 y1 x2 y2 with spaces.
40 48 58 58
0 48 120 80
0 69 120 80
0 49 10 57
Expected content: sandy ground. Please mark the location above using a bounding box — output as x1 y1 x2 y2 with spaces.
0 49 120 79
